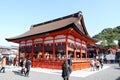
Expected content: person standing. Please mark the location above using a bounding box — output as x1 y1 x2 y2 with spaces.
14 56 19 67
25 58 31 77
68 57 72 73
62 60 70 80
0 56 6 73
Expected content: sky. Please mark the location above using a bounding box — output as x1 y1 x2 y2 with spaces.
0 0 120 46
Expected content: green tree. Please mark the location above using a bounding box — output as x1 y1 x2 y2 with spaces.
118 40 120 48
93 26 120 46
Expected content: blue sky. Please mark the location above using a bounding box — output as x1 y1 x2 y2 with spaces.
0 0 120 46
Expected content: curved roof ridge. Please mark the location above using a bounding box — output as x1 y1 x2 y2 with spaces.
31 11 82 28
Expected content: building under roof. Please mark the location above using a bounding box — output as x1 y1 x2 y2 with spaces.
6 11 97 70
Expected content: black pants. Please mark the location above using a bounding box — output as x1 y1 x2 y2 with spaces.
0 67 5 73
25 69 30 76
63 77 69 80
21 68 25 74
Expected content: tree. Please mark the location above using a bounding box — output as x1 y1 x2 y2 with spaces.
93 26 120 46
118 40 120 48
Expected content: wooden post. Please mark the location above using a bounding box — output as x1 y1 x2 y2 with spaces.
25 41 27 58
42 38 45 60
18 43 20 63
85 41 87 59
32 40 34 60
66 35 68 60
53 37 55 59
74 39 76 60
85 47 88 59
80 41 82 59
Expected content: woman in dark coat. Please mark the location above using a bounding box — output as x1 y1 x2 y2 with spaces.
25 58 31 76
62 60 70 80
68 58 72 73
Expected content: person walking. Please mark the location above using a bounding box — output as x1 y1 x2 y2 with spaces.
90 59 95 71
0 56 6 73
25 58 31 77
21 58 26 74
95 60 100 71
62 60 70 80
99 59 103 69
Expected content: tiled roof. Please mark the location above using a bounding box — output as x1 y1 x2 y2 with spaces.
6 11 96 43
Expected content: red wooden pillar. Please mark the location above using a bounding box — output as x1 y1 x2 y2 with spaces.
74 49 76 60
53 37 55 59
32 40 34 59
42 38 45 59
85 46 88 59
84 41 87 59
80 41 82 59
18 43 20 61
25 41 27 58
66 35 68 60
74 39 76 60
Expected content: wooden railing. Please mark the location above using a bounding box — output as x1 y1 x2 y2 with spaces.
31 58 91 71
32 59 64 70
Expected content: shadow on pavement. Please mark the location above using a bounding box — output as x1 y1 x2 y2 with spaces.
116 77 120 80
114 67 120 70
12 70 24 76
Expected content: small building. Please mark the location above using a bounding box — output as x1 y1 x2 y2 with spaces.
0 46 11 58
87 44 98 58
0 45 18 64
6 11 97 70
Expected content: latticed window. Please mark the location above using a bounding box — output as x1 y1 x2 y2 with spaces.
68 43 75 49
55 43 66 50
44 43 53 51
19 46 26 53
34 44 42 53
26 45 32 53
76 45 80 50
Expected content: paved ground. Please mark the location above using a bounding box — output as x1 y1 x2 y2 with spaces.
0 64 120 80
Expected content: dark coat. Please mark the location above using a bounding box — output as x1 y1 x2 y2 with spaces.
25 59 31 70
62 63 70 78
68 59 72 66
68 59 72 73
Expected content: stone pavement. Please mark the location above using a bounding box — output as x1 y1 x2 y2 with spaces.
30 65 110 77
0 64 120 80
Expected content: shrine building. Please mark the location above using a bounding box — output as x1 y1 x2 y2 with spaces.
6 11 97 70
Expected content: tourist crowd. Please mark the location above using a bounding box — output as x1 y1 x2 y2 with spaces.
0 56 31 77
90 58 103 71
